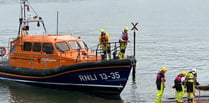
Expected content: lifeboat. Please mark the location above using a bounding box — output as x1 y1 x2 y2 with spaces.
0 0 134 96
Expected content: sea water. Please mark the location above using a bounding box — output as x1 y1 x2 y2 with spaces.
0 0 209 103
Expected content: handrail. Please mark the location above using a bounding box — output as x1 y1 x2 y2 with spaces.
93 41 125 60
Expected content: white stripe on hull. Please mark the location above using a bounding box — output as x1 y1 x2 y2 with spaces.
0 77 123 88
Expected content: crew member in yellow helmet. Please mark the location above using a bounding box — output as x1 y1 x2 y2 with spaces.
173 71 186 103
185 68 199 103
118 27 129 59
155 67 167 103
98 29 111 60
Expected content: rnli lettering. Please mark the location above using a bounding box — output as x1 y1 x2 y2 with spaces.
79 74 97 81
78 72 121 82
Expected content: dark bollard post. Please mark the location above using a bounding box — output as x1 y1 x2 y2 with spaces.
131 22 138 81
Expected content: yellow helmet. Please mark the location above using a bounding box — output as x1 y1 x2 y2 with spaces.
181 71 186 76
100 29 105 33
161 67 167 73
124 27 129 31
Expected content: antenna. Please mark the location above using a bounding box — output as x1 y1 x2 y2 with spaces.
56 11 59 36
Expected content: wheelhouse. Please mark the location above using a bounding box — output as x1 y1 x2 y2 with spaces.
9 35 100 69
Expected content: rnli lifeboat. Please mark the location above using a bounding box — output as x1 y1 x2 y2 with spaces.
0 0 134 96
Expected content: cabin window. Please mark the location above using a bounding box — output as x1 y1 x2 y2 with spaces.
78 41 88 49
23 42 32 51
68 41 80 50
55 42 69 52
33 42 41 52
42 43 53 54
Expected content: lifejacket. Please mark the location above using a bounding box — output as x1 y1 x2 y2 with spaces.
121 31 128 40
174 74 184 91
175 74 183 83
100 33 108 42
186 72 194 83
156 71 165 90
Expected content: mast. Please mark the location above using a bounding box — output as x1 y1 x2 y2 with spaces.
18 0 47 36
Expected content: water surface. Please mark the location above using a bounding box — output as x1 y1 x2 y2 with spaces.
0 0 209 103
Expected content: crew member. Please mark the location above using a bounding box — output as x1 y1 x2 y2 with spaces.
118 27 129 59
156 67 167 103
191 68 199 96
185 68 199 103
173 71 186 103
98 29 111 60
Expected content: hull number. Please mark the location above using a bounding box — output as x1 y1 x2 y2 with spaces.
78 72 120 82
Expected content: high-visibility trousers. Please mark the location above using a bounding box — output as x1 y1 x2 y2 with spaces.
100 42 110 59
175 85 184 103
100 42 110 51
187 92 195 103
186 82 195 103
119 42 127 59
120 41 127 50
156 82 164 103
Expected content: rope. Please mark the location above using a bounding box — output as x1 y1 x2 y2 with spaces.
197 87 200 103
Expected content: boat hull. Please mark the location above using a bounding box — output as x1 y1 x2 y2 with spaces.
0 59 132 95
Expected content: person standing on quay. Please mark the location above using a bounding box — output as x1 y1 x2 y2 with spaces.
155 67 167 103
185 68 199 103
173 71 186 103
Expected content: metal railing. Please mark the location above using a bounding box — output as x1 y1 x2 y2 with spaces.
92 41 122 61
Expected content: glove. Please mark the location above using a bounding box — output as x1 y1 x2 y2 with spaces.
172 85 175 88
196 82 200 85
